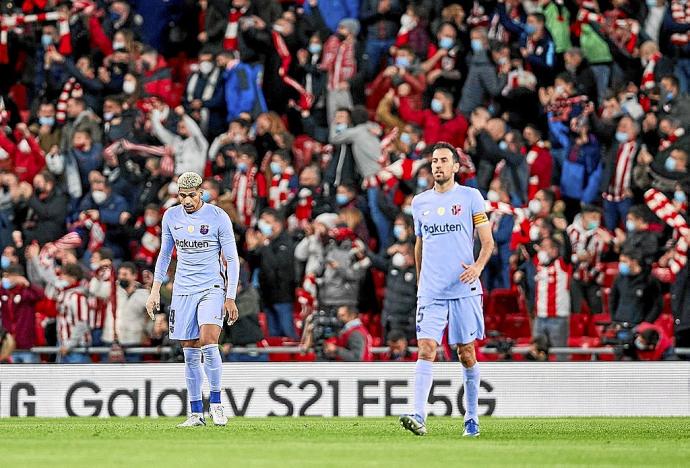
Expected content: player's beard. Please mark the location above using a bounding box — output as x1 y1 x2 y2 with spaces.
433 172 453 186
184 198 202 213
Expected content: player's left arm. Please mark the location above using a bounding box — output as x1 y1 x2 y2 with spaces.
460 191 494 283
218 210 240 324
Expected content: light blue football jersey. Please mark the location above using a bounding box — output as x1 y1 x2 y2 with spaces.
412 183 489 299
154 203 240 299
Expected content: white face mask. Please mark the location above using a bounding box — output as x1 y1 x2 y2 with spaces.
144 215 157 227
123 80 137 95
17 139 31 153
199 60 214 75
529 225 541 241
537 250 551 265
529 199 543 215
487 190 500 202
391 253 406 268
92 190 107 205
112 40 125 50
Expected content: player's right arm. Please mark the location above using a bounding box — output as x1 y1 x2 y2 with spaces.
147 210 174 319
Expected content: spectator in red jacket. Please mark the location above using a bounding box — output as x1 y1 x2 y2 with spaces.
634 322 674 361
0 265 44 363
522 124 553 200
397 88 468 147
323 305 373 361
139 46 176 107
367 46 426 113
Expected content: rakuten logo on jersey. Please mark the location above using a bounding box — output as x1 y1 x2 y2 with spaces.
423 223 463 236
175 239 210 249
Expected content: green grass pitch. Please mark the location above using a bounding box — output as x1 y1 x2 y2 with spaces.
2 417 690 467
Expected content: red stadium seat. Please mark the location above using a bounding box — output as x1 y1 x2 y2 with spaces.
499 313 532 340
569 313 590 338
257 312 269 338
568 336 601 361
601 263 620 289
489 289 521 316
588 313 612 338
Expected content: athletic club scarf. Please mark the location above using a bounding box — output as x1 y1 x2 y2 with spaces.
268 166 294 210
105 139 175 176
223 7 246 51
641 51 662 91
271 30 314 110
231 166 258 227
645 188 689 281
0 10 71 64
134 220 162 266
56 77 82 124
659 128 685 151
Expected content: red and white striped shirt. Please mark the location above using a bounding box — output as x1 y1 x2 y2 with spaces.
567 219 609 283
606 141 637 202
54 284 91 347
535 258 571 318
268 167 295 210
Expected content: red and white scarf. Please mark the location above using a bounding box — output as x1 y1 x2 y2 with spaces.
56 77 82 124
641 51 662 91
645 188 689 281
231 166 258 227
0 10 71 64
271 30 314 110
268 166 294 210
670 0 690 46
223 7 246 51
659 128 685 151
605 141 637 202
105 139 175 176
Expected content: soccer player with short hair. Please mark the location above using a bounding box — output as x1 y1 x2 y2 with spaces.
146 172 240 428
400 142 494 437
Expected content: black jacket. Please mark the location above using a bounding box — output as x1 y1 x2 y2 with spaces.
610 272 663 325
672 264 690 333
21 188 69 246
622 230 662 266
250 230 296 305
221 286 264 346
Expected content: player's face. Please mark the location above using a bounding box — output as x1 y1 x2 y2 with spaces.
431 148 459 185
178 188 202 213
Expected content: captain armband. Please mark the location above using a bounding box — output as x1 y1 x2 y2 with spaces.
472 212 489 226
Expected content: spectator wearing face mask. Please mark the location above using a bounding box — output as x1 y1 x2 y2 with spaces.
421 22 464 98
483 180 514 291
70 128 103 194
567 205 611 315
125 204 163 268
381 329 417 361
612 205 662 264
532 236 571 356
30 102 61 154
458 27 508 116
247 208 297 338
50 263 91 364
151 105 208 177
658 75 690 128
139 47 175 107
611 251 663 325
322 305 373 361
321 18 360 123
183 48 227 139
368 46 426 114
397 88 468 149
633 323 674 361
0 265 44 363
19 171 68 246
522 125 554 200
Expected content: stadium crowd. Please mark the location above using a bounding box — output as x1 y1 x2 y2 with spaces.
0 0 688 364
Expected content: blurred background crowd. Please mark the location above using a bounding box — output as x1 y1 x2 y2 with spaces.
0 0 689 364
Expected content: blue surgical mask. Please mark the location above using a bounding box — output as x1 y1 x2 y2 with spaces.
626 220 636 232
201 191 211 203
393 225 405 240
39 116 55 126
334 123 348 133
675 191 687 203
646 0 657 6
471 39 483 53
499 141 508 151
400 132 412 146
615 131 629 143
587 220 599 230
665 157 677 172
439 37 454 50
308 43 322 55
417 177 428 189
2 278 13 290
270 162 283 175
258 220 273 237
403 205 413 215
54 279 69 289
41 34 53 48
430 98 444 114
618 262 631 276
0 256 10 270
336 193 350 206
524 24 537 36
667 92 675 101
395 56 411 69
237 162 248 173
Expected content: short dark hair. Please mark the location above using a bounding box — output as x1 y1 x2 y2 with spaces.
640 329 660 346
119 262 138 275
529 12 546 24
627 205 650 223
387 329 407 343
660 74 680 89
539 189 556 205
62 263 84 281
260 207 283 223
238 144 257 161
96 247 114 261
429 142 460 163
339 305 358 317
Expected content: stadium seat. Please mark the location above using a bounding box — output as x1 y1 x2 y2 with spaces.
257 312 269 338
568 336 601 361
569 313 590 338
499 313 531 340
601 263 620 289
588 313 611 338
260 337 293 362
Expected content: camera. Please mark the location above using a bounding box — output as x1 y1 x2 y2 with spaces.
311 309 342 359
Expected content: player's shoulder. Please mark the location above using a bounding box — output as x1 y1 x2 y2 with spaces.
411 188 434 207
204 203 231 220
162 205 182 222
456 184 482 199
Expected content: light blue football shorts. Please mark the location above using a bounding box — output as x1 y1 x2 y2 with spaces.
169 287 225 340
416 295 485 345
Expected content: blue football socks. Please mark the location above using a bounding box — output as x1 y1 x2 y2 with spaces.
463 364 480 422
414 359 434 420
183 347 203 414
201 344 223 404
